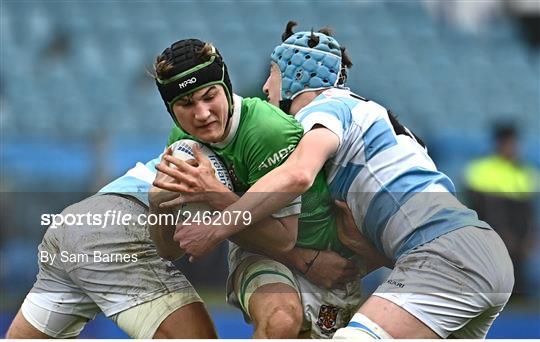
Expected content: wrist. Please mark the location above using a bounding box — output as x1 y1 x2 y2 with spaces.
209 191 239 211
284 248 307 271
303 250 321 274
340 234 366 254
292 248 319 274
148 187 160 206
148 186 170 208
215 222 235 241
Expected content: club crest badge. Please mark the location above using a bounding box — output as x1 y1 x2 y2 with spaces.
316 304 340 335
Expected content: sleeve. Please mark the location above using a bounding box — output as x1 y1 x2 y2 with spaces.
270 196 302 218
296 98 352 145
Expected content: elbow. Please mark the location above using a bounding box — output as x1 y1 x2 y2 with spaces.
291 169 315 192
273 238 295 255
282 238 296 254
277 228 297 254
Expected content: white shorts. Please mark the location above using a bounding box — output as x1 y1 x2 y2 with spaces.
227 243 363 339
21 194 201 338
374 226 514 338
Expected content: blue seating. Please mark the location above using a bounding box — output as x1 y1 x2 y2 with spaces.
1 0 537 183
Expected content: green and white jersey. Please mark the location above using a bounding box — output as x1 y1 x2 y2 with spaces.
168 94 352 257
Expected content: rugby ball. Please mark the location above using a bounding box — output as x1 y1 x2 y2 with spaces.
168 139 234 215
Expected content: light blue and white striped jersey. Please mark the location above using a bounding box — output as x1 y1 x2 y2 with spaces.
99 157 161 206
296 88 491 260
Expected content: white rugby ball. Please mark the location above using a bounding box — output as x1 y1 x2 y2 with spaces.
168 139 234 216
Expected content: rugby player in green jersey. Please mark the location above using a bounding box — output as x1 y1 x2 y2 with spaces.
149 39 386 338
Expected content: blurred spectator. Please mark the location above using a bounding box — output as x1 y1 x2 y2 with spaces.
423 0 503 34
506 0 540 49
465 123 539 296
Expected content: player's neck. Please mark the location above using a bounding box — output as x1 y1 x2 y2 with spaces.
290 90 323 116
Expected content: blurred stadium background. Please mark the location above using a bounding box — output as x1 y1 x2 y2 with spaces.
1 0 539 338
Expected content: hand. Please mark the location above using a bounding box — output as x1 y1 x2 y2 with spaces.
335 200 393 270
173 222 226 263
301 249 360 290
149 147 182 209
153 144 230 208
335 200 370 253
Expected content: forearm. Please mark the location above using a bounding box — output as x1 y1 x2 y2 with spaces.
207 191 241 210
148 204 184 261
230 216 297 255
218 167 312 240
347 240 393 273
219 128 338 239
191 190 298 255
271 246 314 273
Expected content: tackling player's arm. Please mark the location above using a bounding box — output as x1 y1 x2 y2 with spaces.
148 193 183 261
148 148 185 261
215 126 339 240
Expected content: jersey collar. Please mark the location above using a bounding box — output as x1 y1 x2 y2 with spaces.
210 93 242 149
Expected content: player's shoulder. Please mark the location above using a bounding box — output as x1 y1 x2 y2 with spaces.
167 126 191 146
240 96 301 133
240 96 274 114
297 88 361 128
242 97 295 119
301 88 357 116
236 99 301 171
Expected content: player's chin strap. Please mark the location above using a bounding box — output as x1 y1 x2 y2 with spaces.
223 102 234 135
279 99 292 114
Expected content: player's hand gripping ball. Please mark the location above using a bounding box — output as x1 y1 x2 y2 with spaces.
165 139 234 216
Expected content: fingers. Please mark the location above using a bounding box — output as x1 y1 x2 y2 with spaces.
155 162 199 187
152 179 184 193
164 155 197 174
156 160 185 178
343 266 360 279
159 193 204 209
343 259 359 271
192 144 203 161
334 200 349 211
156 147 174 179
335 213 346 232
174 222 186 235
192 144 212 167
161 146 173 161
185 159 198 167
159 195 183 209
173 228 181 242
172 225 198 263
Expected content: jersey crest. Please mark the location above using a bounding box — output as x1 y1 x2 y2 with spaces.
316 304 340 335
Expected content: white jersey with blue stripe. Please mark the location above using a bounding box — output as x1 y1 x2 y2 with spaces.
296 88 491 260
